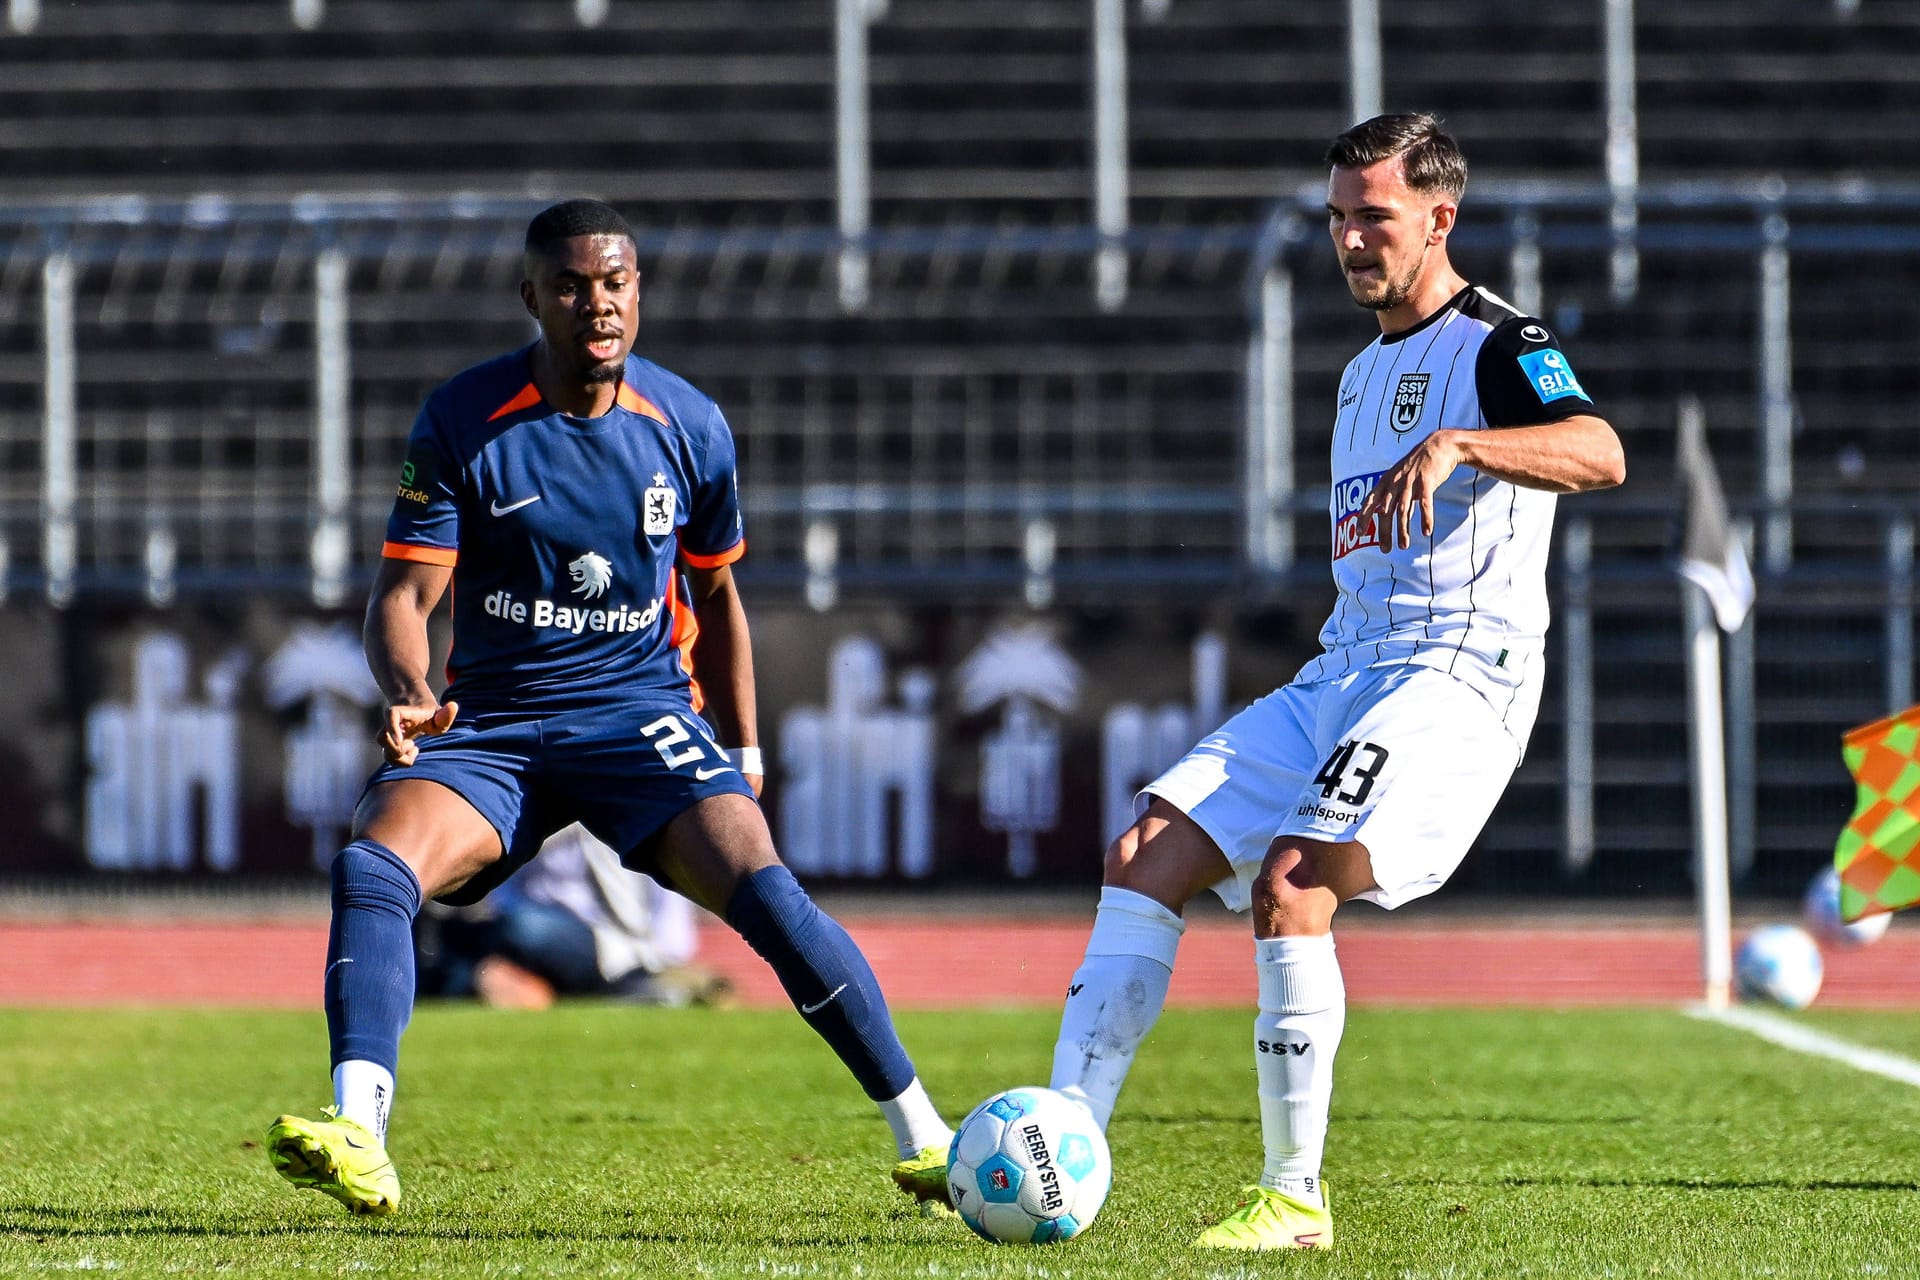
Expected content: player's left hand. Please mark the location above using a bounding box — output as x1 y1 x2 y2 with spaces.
1361 429 1463 550
379 698 459 767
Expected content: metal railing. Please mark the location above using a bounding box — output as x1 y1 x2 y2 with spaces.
5 184 1919 608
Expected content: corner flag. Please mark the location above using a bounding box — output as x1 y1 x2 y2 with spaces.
1675 399 1755 632
1835 706 1920 922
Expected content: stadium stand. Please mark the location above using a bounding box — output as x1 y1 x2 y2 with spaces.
0 0 1913 895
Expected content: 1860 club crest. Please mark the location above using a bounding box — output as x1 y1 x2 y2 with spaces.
1392 372 1430 432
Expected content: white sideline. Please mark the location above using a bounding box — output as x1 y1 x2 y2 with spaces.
1688 1003 1920 1089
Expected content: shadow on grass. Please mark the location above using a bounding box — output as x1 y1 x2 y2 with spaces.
1361 1176 1920 1193
1124 1110 1648 1128
1343 1111 1646 1126
1 1204 955 1248
1490 1175 1920 1193
1120 1113 1250 1127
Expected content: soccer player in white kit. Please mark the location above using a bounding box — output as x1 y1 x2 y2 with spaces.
1046 114 1626 1250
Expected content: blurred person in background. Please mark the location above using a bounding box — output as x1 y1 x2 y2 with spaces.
414 822 734 1009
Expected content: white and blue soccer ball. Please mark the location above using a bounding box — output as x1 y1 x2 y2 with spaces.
1735 923 1825 1010
1801 866 1892 949
946 1087 1111 1245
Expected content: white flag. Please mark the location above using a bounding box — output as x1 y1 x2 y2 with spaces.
1675 398 1755 632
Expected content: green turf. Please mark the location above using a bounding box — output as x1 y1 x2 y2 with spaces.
4 1003 1920 1277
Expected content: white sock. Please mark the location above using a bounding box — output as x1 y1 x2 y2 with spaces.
332 1060 395 1145
879 1077 952 1160
1253 934 1344 1208
1048 885 1185 1130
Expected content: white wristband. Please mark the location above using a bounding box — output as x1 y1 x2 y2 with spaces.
730 746 764 775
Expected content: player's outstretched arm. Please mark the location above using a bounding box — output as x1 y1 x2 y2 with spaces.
1362 415 1625 549
684 562 763 796
1446 413 1625 493
364 557 457 766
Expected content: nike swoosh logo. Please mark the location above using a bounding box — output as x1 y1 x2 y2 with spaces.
693 765 736 781
800 984 848 1015
341 1134 367 1150
490 495 541 516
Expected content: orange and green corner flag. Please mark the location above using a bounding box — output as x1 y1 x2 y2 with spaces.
1836 704 1920 921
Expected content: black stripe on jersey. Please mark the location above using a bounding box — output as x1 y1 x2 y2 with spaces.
1366 341 1406 447
1500 648 1528 730
1427 330 1475 669
1448 470 1482 674
1376 563 1396 663
1374 309 1464 448
1499 485 1525 724
1437 333 1471 430
1405 521 1438 667
1345 341 1386 452
1342 565 1369 679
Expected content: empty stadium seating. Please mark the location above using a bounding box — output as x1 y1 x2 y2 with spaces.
0 0 1912 892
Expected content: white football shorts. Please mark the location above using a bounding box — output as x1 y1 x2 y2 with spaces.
1142 664 1521 912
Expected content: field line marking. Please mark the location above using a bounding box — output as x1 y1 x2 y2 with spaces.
1687 1003 1920 1089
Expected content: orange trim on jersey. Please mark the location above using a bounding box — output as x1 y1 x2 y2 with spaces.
679 539 746 570
616 383 670 427
666 574 705 714
383 541 458 566
485 383 543 422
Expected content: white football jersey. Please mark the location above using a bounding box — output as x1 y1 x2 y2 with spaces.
1296 286 1598 748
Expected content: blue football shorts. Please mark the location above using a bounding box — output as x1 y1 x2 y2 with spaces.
363 702 756 904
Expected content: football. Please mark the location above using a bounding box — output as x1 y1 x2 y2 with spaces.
1800 866 1892 948
1734 923 1824 1010
946 1086 1111 1244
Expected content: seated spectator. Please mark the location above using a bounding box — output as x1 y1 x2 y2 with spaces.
414 823 733 1009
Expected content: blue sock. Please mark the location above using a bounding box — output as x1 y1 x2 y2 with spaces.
325 839 423 1075
725 865 916 1101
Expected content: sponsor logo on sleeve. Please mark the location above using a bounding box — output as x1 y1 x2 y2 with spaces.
395 459 432 505
1331 470 1384 559
1517 348 1591 404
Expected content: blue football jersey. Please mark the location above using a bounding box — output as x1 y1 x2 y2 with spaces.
383 346 745 715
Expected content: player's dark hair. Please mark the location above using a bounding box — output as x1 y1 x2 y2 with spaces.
1325 113 1467 200
524 199 634 253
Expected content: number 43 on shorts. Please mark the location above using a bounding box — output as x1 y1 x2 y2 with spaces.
1313 739 1389 807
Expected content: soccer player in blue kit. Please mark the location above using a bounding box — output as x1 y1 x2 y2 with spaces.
266 200 954 1216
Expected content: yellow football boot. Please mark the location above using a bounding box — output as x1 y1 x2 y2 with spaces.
266 1107 400 1217
1193 1184 1331 1250
891 1144 955 1215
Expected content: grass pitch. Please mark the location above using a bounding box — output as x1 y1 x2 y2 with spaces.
4 1003 1920 1278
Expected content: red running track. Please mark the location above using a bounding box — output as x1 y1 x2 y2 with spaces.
3 918 1916 1008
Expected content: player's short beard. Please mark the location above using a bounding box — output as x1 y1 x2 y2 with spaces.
1358 251 1425 312
582 357 625 385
